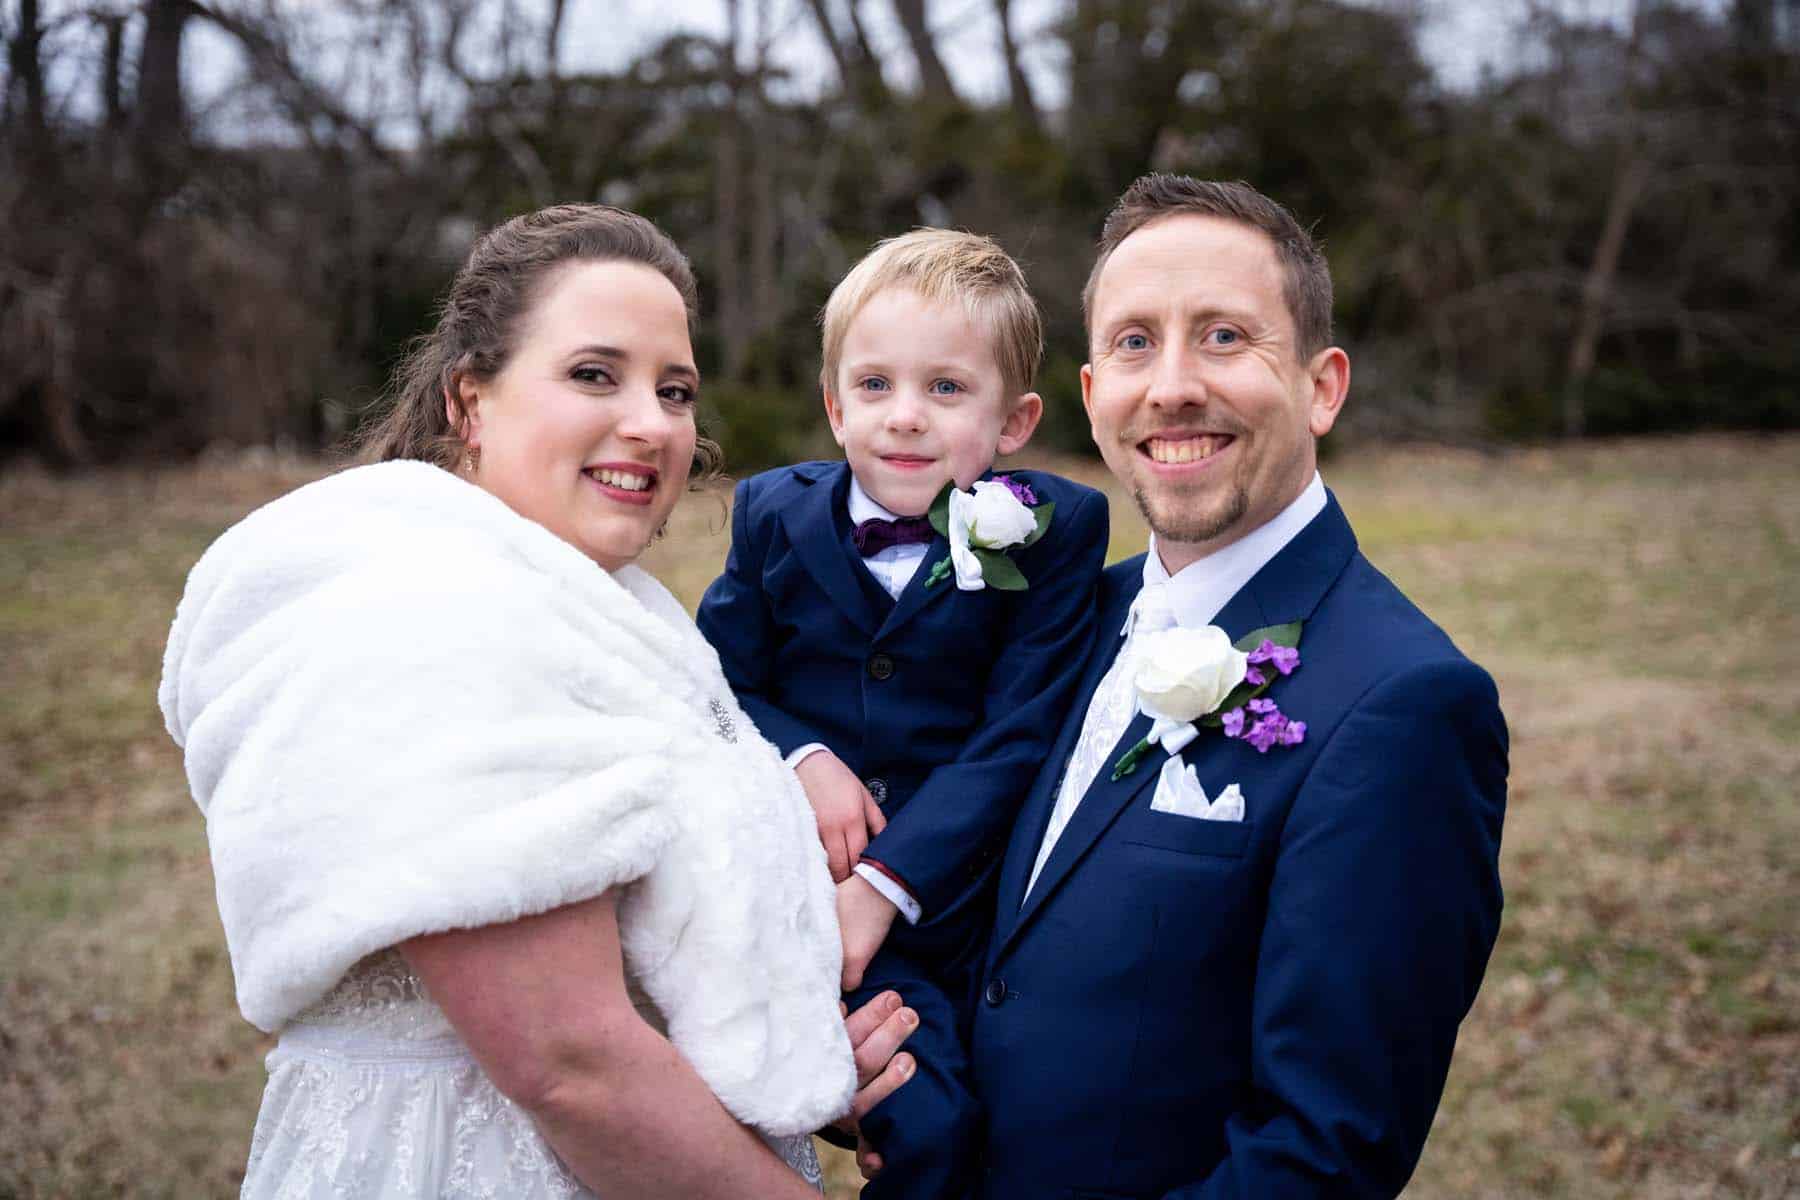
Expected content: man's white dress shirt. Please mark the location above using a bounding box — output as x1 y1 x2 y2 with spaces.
1023 473 1327 899
785 476 929 924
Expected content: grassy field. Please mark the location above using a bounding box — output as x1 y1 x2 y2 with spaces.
2 436 1795 1198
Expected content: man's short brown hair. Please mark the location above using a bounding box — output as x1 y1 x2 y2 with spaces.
1082 175 1334 359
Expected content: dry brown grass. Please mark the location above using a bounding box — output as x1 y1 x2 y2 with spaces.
2 436 1795 1198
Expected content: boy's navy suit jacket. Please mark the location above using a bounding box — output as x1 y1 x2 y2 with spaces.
696 460 1109 925
971 493 1509 1199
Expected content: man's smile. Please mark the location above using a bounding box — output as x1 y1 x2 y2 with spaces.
1140 433 1236 468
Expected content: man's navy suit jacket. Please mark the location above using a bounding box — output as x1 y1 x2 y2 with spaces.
971 493 1508 1199
696 460 1109 923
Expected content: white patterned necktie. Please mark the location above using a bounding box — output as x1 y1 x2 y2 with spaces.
1024 581 1177 899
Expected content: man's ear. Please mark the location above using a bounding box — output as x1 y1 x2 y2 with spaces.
1305 347 1350 438
821 376 848 448
1079 362 1097 440
995 392 1043 457
448 373 485 446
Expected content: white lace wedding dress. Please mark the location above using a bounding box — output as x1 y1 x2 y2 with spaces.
241 949 825 1198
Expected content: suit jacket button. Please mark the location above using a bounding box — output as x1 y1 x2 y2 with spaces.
866 778 888 805
867 652 895 681
984 979 1007 1007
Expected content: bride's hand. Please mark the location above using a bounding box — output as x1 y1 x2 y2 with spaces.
833 991 917 1177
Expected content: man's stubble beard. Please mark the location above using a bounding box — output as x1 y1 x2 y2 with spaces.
1132 477 1250 548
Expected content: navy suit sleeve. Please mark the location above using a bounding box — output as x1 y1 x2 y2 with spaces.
1170 659 1508 1200
695 478 826 758
863 484 1109 917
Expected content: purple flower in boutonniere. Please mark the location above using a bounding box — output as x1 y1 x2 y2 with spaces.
1222 693 1308 755
1243 638 1301 686
1110 621 1308 779
994 474 1038 507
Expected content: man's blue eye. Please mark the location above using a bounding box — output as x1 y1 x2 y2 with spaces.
1210 328 1239 345
1120 334 1149 351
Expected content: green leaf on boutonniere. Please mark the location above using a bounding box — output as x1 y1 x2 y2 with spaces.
973 547 1028 590
1234 621 1302 652
1017 500 1055 550
927 481 954 537
922 557 953 588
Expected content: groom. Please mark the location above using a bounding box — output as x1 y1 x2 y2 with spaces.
956 176 1509 1198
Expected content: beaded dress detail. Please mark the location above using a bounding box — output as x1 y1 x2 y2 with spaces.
242 949 824 1197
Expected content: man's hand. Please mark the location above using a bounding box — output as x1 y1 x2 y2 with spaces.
836 872 900 991
835 990 917 1181
796 749 887 882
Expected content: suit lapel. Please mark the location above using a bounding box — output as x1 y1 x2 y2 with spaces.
876 533 954 638
992 566 1142 946
1004 709 1161 948
776 463 881 637
1211 490 1359 645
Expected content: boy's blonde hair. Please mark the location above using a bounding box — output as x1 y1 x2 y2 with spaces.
819 228 1043 401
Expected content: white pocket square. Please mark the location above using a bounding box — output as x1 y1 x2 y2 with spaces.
1149 757 1245 822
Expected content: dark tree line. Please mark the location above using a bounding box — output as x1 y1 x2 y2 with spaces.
2 0 1796 470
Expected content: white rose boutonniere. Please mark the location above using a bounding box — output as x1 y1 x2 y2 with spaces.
1135 626 1248 729
922 475 1053 591
1111 620 1307 780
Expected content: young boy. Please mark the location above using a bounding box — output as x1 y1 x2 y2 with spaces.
697 230 1108 1197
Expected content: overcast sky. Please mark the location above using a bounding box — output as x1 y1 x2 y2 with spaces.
496 0 1691 97
37 0 1727 140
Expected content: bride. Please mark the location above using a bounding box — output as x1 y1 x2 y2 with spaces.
159 204 915 1196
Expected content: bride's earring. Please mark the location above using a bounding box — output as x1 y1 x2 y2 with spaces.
462 446 479 476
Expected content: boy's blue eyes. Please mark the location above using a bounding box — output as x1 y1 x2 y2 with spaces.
857 377 964 395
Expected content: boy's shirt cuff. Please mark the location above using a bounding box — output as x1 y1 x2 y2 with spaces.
784 743 829 769
782 745 919 923
854 861 921 925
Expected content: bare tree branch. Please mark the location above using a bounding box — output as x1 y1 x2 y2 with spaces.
993 0 1038 132
546 0 568 77
188 0 398 166
891 0 958 106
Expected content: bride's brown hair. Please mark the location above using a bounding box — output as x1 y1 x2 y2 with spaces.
357 204 722 483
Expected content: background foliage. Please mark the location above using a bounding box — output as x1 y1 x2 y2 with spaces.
2 0 1796 472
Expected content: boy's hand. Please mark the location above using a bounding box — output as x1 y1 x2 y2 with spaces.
795 749 888 883
837 872 900 991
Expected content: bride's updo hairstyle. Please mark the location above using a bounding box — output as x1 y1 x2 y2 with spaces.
359 203 722 482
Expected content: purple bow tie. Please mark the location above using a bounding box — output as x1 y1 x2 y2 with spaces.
852 515 936 557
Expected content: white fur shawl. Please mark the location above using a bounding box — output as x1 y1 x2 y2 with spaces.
159 460 855 1137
